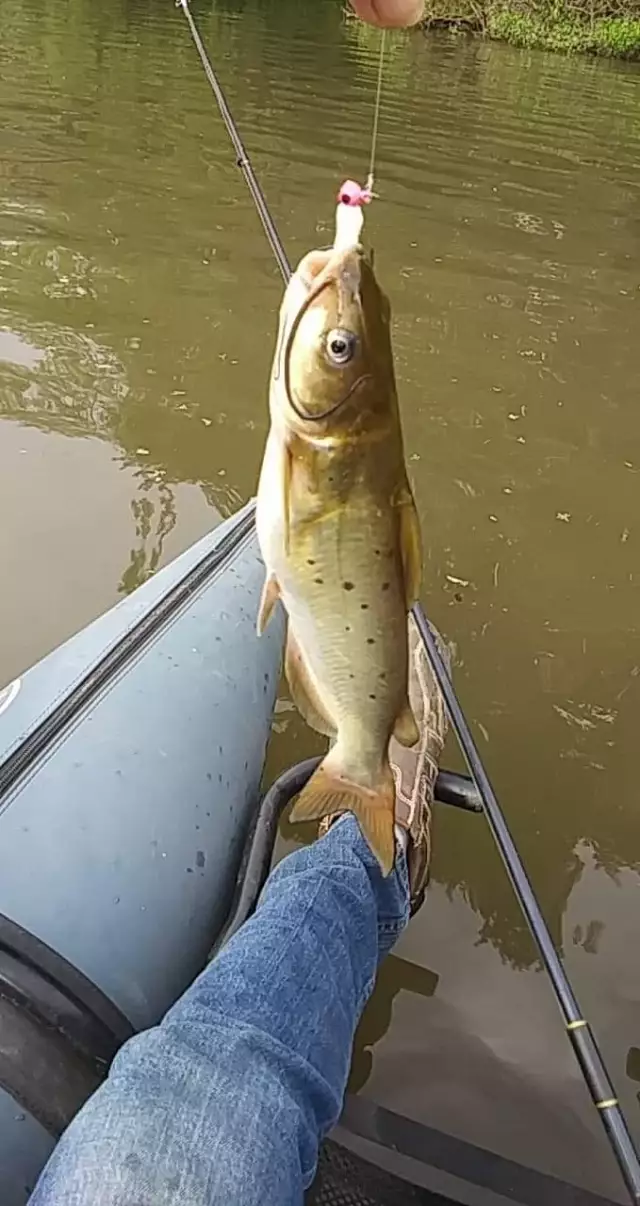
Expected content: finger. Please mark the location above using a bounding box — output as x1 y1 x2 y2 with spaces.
348 0 425 28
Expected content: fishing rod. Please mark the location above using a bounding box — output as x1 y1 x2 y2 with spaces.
174 3 640 1200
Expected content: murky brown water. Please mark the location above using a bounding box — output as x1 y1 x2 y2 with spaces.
2 0 639 1197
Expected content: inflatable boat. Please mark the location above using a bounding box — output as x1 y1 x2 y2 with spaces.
0 498 621 1206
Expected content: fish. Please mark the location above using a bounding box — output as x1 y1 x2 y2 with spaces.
255 224 422 875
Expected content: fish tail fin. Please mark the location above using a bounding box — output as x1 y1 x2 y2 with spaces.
290 755 396 876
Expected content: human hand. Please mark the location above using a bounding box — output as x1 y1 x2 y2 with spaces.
348 0 425 28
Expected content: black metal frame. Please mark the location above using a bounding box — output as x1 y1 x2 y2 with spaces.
211 758 481 955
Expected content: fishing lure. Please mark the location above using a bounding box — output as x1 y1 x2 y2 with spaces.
334 179 372 248
337 178 373 206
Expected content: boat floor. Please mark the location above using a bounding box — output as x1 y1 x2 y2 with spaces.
310 1140 450 1204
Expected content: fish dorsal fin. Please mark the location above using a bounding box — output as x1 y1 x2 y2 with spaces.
285 628 336 739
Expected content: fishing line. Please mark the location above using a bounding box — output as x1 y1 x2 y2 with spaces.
174 4 640 1200
366 29 387 195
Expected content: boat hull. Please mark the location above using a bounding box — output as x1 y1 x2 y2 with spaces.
0 500 284 1201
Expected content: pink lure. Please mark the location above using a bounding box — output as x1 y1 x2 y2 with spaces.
337 179 372 207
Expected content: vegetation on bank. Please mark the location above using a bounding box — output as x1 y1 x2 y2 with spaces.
420 0 640 57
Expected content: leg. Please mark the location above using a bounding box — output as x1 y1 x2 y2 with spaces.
29 815 409 1206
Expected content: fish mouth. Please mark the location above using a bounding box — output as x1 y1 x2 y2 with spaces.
283 246 371 423
286 369 371 423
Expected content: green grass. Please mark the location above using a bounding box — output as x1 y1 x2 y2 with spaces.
488 10 640 56
421 2 640 58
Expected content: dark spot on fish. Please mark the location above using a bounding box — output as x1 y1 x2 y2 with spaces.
307 559 316 566
369 693 377 701
343 581 355 591
345 625 351 632
379 671 387 680
314 577 324 585
196 850 206 869
374 549 381 556
349 673 355 679
361 603 369 610
381 582 390 591
367 637 375 645
454 591 463 603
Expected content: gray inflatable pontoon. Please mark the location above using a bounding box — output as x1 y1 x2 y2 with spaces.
0 499 284 1203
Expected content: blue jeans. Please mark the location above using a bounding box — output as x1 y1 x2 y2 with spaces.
29 814 410 1206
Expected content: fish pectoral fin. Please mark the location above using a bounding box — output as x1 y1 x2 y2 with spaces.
285 630 337 739
289 759 396 875
257 574 280 636
399 492 423 608
393 700 420 748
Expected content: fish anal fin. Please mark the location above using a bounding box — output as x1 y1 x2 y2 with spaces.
290 761 396 875
399 492 423 608
393 700 420 749
285 631 336 739
257 574 280 636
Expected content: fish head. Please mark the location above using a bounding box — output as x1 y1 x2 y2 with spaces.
271 243 396 433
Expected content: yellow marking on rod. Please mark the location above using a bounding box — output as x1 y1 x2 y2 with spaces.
596 1099 619 1110
567 1019 587 1031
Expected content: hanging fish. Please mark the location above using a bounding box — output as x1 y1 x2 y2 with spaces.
256 196 422 875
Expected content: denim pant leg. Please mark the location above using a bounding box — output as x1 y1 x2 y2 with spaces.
29 814 410 1206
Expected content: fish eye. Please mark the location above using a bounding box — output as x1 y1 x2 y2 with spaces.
325 328 357 367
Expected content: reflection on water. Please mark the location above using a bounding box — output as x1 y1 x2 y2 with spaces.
372 884 598 1192
1 0 640 1194
350 955 440 1095
0 327 44 370
0 420 214 686
117 469 178 595
0 313 127 437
